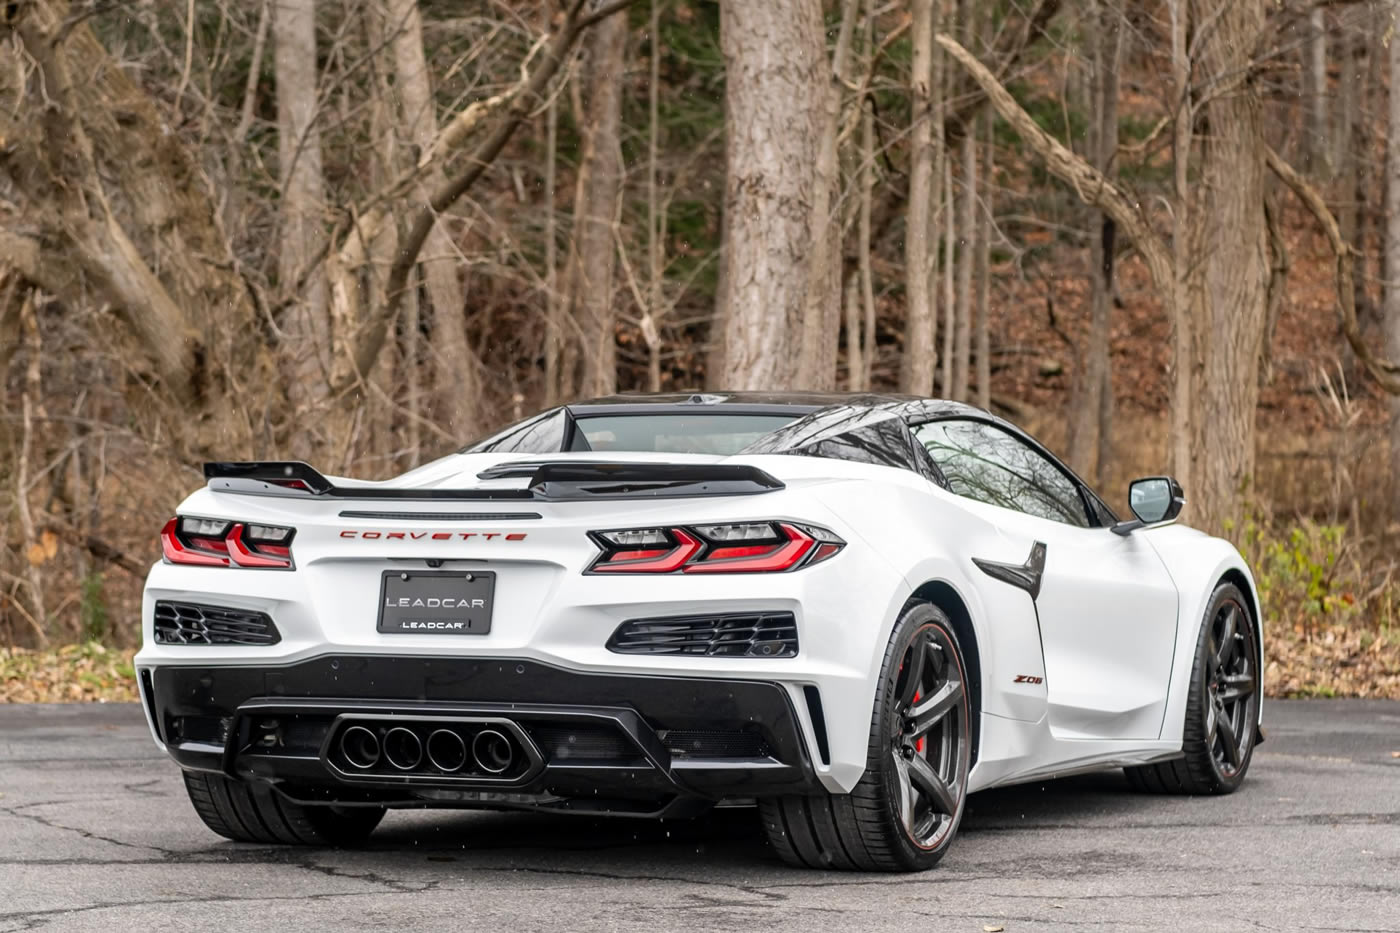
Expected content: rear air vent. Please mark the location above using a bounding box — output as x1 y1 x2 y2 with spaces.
153 601 280 646
659 729 771 759
527 725 644 765
607 612 798 658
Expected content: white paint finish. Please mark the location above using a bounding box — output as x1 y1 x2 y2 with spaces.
136 448 1256 795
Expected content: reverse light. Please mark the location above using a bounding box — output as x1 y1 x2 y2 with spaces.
162 517 295 569
586 521 844 574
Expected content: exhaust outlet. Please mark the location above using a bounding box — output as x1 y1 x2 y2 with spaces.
472 729 514 774
383 727 423 771
426 728 468 772
339 725 381 770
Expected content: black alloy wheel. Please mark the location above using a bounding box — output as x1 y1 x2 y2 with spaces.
887 618 969 851
1204 595 1258 779
760 602 971 871
1125 582 1260 795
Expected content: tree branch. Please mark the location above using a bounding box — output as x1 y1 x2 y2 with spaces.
1265 144 1400 393
936 32 1174 296
943 0 1062 142
339 0 634 389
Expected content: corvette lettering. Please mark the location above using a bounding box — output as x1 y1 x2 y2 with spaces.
341 530 526 541
384 597 485 609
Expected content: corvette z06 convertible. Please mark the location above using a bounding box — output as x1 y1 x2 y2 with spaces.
136 393 1263 871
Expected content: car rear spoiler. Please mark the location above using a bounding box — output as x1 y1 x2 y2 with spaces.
203 460 784 501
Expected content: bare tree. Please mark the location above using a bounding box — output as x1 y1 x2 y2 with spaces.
562 9 629 399
274 0 331 398
717 0 827 389
902 0 940 396
938 0 1275 535
1066 0 1121 486
1388 0 1400 522
385 0 477 439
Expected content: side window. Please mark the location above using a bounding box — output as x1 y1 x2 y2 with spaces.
464 409 567 454
912 420 1090 527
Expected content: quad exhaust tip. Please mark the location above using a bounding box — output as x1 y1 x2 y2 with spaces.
472 729 514 774
335 721 521 776
426 728 468 773
382 727 423 771
339 725 381 770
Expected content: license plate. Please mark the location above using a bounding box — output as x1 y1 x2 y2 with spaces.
377 570 494 635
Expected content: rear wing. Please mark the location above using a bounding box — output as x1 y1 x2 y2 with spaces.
203 460 784 501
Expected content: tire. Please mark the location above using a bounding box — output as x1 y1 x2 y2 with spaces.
1125 582 1260 795
182 771 385 845
760 602 972 872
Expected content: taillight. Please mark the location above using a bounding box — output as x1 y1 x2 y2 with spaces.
587 521 844 574
162 517 295 569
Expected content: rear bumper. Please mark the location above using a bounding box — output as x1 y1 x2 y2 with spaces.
141 655 821 816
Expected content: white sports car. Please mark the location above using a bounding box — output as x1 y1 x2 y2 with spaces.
135 393 1263 871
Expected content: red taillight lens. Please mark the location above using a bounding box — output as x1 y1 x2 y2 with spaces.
590 528 703 573
586 521 843 574
162 517 294 569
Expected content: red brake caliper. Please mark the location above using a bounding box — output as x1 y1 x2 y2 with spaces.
913 690 924 754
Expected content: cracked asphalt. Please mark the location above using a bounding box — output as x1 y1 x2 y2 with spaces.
0 701 1396 932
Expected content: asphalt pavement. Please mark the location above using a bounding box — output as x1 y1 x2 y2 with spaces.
0 700 1396 932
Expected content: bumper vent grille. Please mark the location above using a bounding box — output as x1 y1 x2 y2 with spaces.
153 601 280 646
528 725 643 764
660 729 770 760
607 612 797 658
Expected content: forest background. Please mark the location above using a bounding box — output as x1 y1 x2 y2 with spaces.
1 0 1398 699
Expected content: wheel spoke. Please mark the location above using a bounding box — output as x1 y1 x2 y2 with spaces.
1214 703 1242 769
1219 672 1254 704
909 679 962 737
908 752 958 816
891 750 917 833
898 635 931 708
1214 606 1239 672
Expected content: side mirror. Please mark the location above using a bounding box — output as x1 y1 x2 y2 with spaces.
1112 476 1185 535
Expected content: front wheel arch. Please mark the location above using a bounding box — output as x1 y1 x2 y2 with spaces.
906 581 982 769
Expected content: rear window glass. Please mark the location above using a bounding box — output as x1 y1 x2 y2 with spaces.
571 414 797 454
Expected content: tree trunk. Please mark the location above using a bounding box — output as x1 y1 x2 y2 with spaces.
1302 7 1330 175
941 156 956 396
1067 0 1119 485
953 129 975 401
717 0 827 389
1386 0 1400 523
902 0 938 395
274 0 330 400
561 9 627 399
1183 0 1271 535
386 0 478 441
1166 0 1193 502
975 110 992 410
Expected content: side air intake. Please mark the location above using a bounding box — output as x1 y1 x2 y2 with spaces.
153 601 280 646
607 611 798 658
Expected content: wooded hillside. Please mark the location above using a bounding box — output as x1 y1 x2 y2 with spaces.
2 0 1400 696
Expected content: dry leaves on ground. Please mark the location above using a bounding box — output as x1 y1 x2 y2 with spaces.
1265 622 1400 699
0 642 137 703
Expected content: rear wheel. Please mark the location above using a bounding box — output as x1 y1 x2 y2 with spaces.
1125 582 1259 794
760 602 971 871
182 771 385 845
